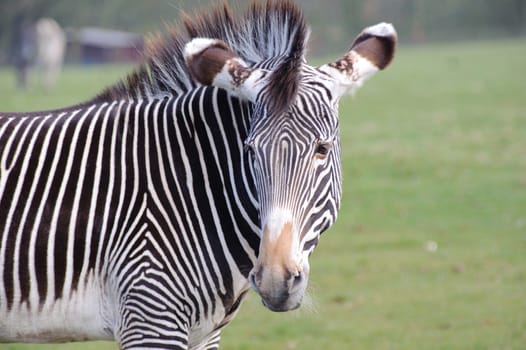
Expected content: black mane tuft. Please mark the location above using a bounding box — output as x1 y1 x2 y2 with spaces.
93 0 309 109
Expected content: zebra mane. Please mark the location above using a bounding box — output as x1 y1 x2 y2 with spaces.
94 0 309 108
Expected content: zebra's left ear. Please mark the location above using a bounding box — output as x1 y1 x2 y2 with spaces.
184 38 266 102
318 23 397 98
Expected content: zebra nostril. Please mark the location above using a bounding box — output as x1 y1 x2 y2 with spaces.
292 271 303 288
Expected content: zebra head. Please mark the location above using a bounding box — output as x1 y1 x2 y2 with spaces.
185 23 396 312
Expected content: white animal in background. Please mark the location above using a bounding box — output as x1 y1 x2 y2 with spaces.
35 18 66 90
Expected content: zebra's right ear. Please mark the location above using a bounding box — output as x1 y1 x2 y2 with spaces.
184 38 266 102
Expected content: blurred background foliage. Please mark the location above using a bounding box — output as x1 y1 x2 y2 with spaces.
0 0 525 62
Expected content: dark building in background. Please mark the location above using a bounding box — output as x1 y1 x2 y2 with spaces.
70 27 143 64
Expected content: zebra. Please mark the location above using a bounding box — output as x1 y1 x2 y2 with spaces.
0 1 396 349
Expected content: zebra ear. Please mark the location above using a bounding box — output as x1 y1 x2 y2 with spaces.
319 23 397 97
184 38 265 102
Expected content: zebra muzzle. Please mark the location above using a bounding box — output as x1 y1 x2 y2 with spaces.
249 264 306 312
249 219 309 312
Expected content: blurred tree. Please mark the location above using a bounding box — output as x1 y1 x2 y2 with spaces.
0 0 525 63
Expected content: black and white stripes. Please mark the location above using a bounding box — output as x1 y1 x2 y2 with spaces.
0 87 259 346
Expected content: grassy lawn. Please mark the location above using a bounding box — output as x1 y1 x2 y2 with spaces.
0 39 525 349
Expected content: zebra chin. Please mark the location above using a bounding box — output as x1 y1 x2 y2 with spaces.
260 288 305 312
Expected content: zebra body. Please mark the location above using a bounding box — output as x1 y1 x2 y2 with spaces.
0 90 257 347
0 1 396 348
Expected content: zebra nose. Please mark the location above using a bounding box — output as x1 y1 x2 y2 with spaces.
248 265 305 309
249 265 303 289
263 270 305 312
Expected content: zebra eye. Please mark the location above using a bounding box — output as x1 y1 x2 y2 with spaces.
315 141 332 157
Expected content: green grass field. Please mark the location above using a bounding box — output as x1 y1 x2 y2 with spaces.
0 39 525 349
